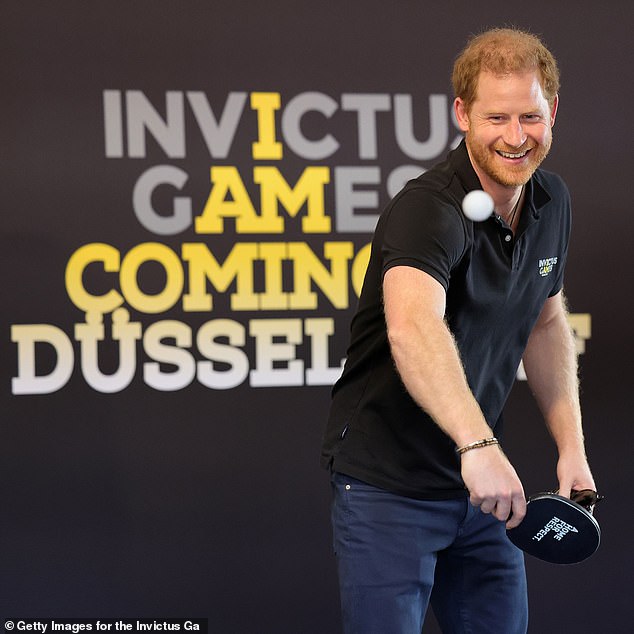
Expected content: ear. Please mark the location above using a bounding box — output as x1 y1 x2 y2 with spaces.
454 97 470 132
550 93 559 127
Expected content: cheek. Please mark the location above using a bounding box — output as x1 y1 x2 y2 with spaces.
469 127 497 146
530 124 552 145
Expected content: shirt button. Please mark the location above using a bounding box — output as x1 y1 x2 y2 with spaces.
504 234 512 242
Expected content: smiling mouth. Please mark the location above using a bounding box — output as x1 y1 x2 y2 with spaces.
496 148 530 159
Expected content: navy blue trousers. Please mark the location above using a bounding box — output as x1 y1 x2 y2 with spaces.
331 473 528 634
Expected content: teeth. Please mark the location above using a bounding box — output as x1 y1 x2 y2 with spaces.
498 149 528 159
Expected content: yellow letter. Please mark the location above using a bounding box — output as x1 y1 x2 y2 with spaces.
195 166 262 234
351 243 371 297
251 92 283 160
257 242 288 309
120 243 184 314
254 166 331 234
288 242 353 310
182 242 259 311
568 313 592 354
65 243 123 314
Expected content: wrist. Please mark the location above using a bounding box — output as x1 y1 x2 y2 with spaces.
556 440 588 460
456 437 499 456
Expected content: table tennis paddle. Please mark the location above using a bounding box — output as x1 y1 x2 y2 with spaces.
506 489 603 565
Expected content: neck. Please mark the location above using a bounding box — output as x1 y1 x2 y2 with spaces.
466 146 526 221
496 184 525 225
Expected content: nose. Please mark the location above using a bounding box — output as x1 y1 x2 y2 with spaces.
503 118 526 148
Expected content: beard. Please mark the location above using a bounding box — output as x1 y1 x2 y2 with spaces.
466 130 553 187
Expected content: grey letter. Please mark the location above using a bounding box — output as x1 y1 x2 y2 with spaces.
187 92 247 158
341 94 391 160
127 91 185 158
335 167 381 233
394 94 448 160
281 92 339 159
133 165 191 235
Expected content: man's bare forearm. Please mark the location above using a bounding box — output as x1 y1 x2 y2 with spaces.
523 292 585 454
384 267 492 446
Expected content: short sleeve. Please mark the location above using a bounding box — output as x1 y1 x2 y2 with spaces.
381 188 467 291
547 180 571 297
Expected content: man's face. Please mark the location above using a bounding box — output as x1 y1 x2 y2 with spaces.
455 70 558 188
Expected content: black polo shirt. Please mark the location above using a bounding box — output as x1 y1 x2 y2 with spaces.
321 140 571 499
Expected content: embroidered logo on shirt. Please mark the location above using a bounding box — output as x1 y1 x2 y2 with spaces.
538 257 558 277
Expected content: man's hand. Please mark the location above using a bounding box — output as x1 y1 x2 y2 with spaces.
460 444 527 529
556 450 596 499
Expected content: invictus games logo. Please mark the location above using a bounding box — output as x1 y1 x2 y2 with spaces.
538 256 558 277
532 516 578 542
7 89 592 395
10 88 464 395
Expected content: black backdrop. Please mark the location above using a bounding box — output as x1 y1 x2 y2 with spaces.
2 2 632 632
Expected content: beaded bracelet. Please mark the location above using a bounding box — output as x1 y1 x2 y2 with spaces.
455 437 499 455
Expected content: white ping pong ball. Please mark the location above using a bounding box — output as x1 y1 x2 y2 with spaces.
462 190 494 222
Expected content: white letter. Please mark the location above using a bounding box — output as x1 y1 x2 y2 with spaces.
11 324 74 394
144 321 196 391
249 319 303 387
304 318 345 385
197 319 249 390
75 309 141 393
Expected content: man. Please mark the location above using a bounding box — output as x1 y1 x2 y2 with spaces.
321 27 596 633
